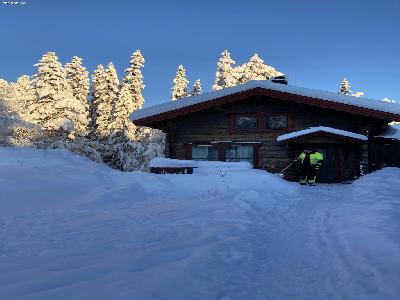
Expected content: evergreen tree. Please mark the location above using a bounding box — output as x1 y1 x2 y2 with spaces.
31 52 82 136
65 56 90 136
243 54 266 81
12 75 36 119
95 62 119 136
123 50 145 111
232 53 284 85
112 83 132 132
339 78 351 95
171 65 189 100
90 64 106 133
212 50 236 90
191 79 202 95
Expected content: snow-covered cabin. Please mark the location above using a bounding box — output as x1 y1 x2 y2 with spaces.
131 81 400 182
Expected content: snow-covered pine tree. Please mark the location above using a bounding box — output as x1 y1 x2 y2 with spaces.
212 50 236 90
11 75 36 120
89 64 106 134
31 52 83 137
0 79 17 117
95 62 119 137
112 83 132 132
171 65 189 100
339 78 351 95
0 79 42 147
242 53 266 82
123 50 145 112
65 56 90 136
191 79 202 95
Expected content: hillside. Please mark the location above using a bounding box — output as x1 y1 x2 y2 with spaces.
0 147 399 300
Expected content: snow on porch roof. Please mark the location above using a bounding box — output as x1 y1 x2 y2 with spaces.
277 126 368 142
130 80 400 125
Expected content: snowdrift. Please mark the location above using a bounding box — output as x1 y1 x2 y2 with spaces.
0 147 399 300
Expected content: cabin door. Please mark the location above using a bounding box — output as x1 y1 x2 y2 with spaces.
315 147 337 183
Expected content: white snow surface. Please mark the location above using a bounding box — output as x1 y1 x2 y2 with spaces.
1 147 400 300
277 126 368 142
149 157 198 168
130 80 400 121
375 124 400 140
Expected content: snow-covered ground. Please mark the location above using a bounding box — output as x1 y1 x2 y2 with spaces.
0 147 399 300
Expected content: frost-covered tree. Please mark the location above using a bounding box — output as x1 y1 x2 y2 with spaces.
0 79 18 117
112 83 132 132
31 52 83 137
191 79 202 95
339 78 351 95
90 64 106 133
171 65 189 100
212 50 236 90
123 50 145 111
65 56 90 136
12 75 36 119
95 62 119 136
242 54 266 81
233 53 284 84
0 79 42 146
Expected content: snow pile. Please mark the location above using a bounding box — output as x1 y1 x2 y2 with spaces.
277 126 368 142
1 147 399 300
149 157 198 168
375 124 400 140
131 80 400 122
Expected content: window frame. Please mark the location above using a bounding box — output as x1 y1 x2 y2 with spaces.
229 113 258 131
261 112 290 130
184 142 260 168
229 112 292 133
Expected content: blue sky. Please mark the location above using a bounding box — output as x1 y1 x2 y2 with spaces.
1 0 399 106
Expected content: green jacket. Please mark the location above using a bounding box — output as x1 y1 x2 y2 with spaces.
298 151 323 165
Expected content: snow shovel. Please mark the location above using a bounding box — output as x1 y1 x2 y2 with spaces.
277 160 297 178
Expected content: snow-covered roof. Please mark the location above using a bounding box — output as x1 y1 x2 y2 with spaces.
149 157 198 168
131 80 400 123
277 126 368 142
375 124 400 140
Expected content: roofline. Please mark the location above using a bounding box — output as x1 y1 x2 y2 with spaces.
277 130 368 144
132 86 400 127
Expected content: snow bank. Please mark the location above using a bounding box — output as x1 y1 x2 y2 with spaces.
131 80 400 121
277 126 368 142
1 147 399 300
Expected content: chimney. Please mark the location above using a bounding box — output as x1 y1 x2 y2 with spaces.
270 75 288 85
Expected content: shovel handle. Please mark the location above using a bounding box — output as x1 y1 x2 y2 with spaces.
280 161 294 173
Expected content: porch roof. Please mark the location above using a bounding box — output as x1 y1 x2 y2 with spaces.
277 126 368 143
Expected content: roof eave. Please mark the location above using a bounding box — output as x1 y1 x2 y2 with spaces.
131 87 400 126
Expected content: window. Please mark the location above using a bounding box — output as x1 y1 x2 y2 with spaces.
235 115 257 129
192 145 218 161
264 114 288 129
225 145 253 165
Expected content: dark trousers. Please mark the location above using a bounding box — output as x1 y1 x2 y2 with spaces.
300 164 317 184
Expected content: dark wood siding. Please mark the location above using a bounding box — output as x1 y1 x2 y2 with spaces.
369 138 400 171
157 95 385 182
